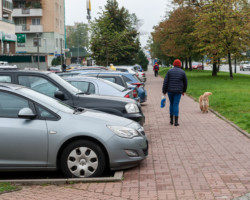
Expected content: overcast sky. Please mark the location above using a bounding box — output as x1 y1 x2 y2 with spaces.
65 0 174 47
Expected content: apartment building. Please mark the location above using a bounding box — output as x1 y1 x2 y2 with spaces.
0 0 16 54
12 0 65 66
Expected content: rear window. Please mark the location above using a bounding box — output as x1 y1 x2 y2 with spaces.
0 75 11 83
122 75 132 83
100 79 126 92
132 74 141 82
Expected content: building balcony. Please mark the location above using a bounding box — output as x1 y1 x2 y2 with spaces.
3 0 13 13
12 8 43 17
15 24 43 33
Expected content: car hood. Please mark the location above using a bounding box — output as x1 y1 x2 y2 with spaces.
71 108 135 127
77 93 137 104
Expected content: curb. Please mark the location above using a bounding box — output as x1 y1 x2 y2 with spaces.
0 171 124 185
187 94 250 139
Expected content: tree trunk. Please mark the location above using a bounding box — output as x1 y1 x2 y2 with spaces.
212 62 217 76
185 58 188 70
181 60 184 69
106 50 109 67
189 56 192 70
217 58 220 72
234 57 237 74
228 52 233 80
202 59 204 70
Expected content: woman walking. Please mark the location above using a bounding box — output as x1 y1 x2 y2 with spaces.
162 59 188 126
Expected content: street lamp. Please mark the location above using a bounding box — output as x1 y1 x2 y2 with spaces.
75 30 84 64
36 33 40 70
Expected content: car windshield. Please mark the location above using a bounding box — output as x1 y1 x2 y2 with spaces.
48 73 81 94
242 61 250 64
18 87 74 114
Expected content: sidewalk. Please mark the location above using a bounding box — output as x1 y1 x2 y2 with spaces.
1 67 250 200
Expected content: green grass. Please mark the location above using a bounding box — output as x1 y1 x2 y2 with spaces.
159 67 250 133
0 183 18 194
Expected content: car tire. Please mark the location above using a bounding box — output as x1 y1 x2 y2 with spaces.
60 140 106 178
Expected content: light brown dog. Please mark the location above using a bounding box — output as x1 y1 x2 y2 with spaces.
199 92 212 113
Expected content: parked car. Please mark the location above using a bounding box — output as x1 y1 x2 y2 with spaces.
70 66 109 71
59 72 139 101
0 61 17 70
0 82 148 178
134 64 144 72
192 62 203 70
240 61 250 71
66 64 83 71
115 66 146 82
48 65 62 73
59 71 147 103
64 76 134 99
0 70 145 125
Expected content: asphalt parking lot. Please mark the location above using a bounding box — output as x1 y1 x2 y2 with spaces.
1 66 250 200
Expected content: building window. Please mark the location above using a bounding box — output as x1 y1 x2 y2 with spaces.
17 43 25 47
15 18 26 25
32 18 41 25
33 38 41 47
56 38 58 47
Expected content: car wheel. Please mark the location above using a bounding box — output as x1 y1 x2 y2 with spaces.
60 140 106 178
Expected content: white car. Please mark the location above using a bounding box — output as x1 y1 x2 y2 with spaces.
240 61 250 71
0 61 17 69
115 66 146 82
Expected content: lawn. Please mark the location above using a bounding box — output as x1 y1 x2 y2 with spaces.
159 68 250 133
0 183 18 194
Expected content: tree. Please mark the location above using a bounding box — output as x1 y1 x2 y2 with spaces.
66 23 89 49
174 0 250 79
90 0 140 66
135 50 149 71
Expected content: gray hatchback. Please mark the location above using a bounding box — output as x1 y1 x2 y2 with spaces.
0 83 148 178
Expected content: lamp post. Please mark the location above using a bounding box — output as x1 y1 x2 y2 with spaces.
60 38 63 69
36 33 40 70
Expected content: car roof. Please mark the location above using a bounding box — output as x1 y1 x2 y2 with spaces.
64 76 102 81
0 69 52 75
0 82 25 90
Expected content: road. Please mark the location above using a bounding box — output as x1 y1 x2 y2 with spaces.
204 64 250 75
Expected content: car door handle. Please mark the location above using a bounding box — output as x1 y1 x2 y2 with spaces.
49 130 57 134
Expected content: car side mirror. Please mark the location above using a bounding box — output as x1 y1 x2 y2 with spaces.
18 108 36 119
54 91 65 100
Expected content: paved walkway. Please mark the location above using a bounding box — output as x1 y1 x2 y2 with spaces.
1 67 250 200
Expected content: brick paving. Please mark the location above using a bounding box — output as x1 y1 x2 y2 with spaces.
1 66 250 200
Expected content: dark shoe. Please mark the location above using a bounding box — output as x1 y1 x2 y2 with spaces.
170 115 173 125
174 116 179 126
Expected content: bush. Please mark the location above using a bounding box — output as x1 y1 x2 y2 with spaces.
51 56 64 66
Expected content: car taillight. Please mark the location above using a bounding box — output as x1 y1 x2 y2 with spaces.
124 94 130 98
133 89 138 98
132 83 143 88
136 73 139 77
142 73 145 76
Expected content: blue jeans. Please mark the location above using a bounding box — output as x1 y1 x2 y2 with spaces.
168 92 182 116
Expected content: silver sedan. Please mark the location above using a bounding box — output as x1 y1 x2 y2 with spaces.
64 76 134 98
0 83 148 178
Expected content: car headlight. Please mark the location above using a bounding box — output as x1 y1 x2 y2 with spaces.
125 103 139 113
107 126 139 138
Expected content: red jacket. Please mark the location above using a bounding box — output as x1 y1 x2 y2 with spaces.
153 64 159 71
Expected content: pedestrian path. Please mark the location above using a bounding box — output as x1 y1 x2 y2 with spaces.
1 66 249 200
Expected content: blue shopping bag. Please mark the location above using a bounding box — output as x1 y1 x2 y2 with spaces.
160 96 166 108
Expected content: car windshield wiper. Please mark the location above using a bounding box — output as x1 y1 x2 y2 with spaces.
73 107 85 114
